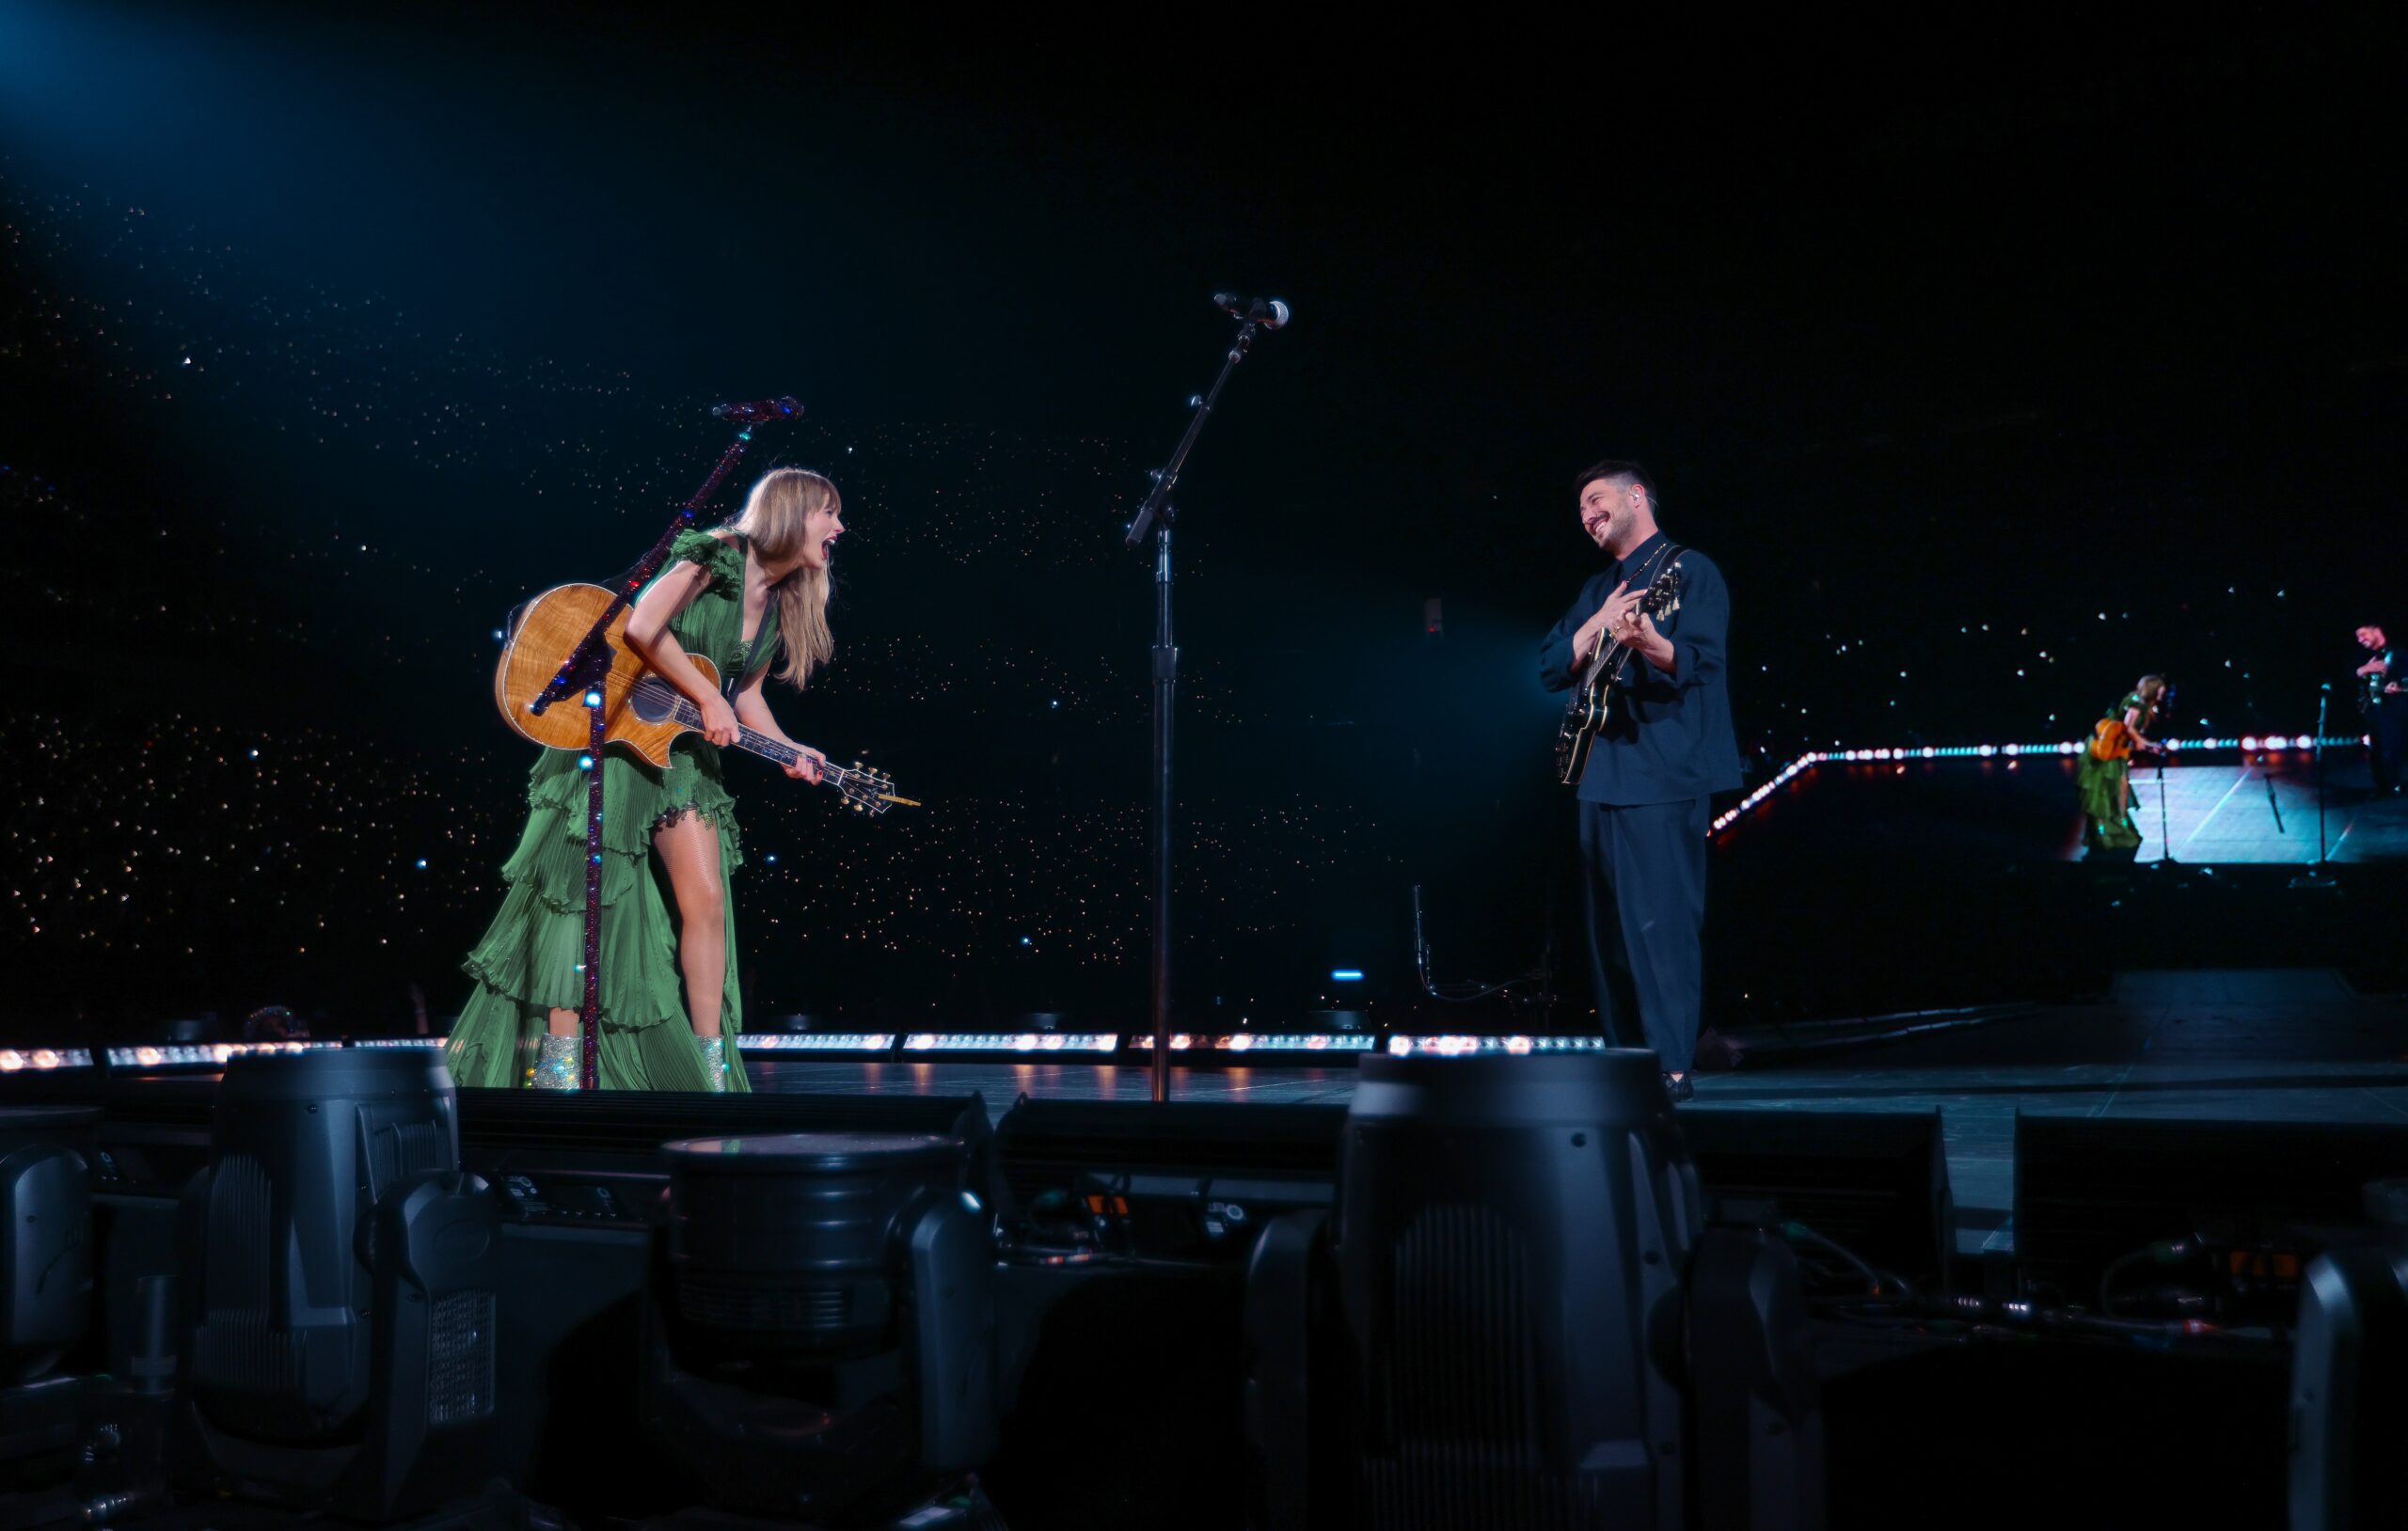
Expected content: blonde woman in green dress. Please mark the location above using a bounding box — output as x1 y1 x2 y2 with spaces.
2074 674 2168 860
447 467 843 1092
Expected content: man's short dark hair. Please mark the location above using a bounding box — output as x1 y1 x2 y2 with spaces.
1575 458 1658 509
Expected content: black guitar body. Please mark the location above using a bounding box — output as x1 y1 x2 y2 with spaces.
1554 557 1685 786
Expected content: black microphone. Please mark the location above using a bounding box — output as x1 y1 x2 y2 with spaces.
1212 292 1291 330
711 396 803 423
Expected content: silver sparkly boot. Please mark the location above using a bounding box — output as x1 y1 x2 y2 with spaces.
532 1034 583 1091
695 1034 729 1093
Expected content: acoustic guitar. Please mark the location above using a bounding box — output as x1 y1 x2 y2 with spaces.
493 583 918 816
1554 557 1685 786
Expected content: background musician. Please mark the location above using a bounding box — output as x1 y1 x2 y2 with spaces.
2357 624 2402 795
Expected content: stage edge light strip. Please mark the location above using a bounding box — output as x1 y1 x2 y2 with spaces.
1706 734 2368 838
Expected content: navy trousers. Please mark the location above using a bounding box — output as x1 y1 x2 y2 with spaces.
1578 797 1709 1073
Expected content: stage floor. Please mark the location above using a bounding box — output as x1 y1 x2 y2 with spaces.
2111 761 2408 862
753 969 2408 1256
1718 751 2408 864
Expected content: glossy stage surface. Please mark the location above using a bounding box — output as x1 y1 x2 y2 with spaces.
1713 749 2408 864
752 968 2408 1256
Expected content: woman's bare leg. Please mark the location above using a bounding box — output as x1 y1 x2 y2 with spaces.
653 812 728 1038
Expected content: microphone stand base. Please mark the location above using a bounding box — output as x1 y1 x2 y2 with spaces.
2288 866 2343 892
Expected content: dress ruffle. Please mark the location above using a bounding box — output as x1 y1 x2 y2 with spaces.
445 745 753 1092
671 527 745 592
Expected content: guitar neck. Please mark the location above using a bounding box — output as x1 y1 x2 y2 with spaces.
650 687 857 792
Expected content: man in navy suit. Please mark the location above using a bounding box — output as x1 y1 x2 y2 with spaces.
1538 461 1741 1101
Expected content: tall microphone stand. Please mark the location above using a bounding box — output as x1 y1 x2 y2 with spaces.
2291 685 2340 892
2151 749 2176 867
527 397 800 1088
1124 299 1284 1104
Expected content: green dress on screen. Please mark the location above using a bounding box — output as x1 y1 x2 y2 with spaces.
445 529 781 1090
2074 690 2147 855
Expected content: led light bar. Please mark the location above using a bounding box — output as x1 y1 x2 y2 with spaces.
1708 735 2368 837
737 1033 898 1052
900 1032 1120 1054
103 1040 341 1069
1123 1033 1378 1055
1385 1034 1611 1057
350 1037 448 1049
0 1047 96 1072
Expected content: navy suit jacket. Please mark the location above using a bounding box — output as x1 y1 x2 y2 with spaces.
1538 532 1743 806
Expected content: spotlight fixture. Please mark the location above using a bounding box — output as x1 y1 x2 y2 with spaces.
642 1131 998 1524
1246 1050 1823 1528
173 1050 510 1520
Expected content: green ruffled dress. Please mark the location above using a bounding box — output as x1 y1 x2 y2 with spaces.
2074 690 2146 855
446 529 781 1090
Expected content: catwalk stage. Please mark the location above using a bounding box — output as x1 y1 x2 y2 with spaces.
1710 743 2407 864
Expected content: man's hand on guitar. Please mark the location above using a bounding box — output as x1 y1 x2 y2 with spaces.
696 692 742 747
1572 581 1630 666
1600 581 1650 643
783 747 827 785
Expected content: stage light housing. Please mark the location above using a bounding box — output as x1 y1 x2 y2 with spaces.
173 1050 509 1520
2289 1178 2408 1530
644 1131 997 1523
1246 1051 1823 1529
0 1106 99 1385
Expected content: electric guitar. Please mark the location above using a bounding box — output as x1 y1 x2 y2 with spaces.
493 583 919 816
1554 557 1685 786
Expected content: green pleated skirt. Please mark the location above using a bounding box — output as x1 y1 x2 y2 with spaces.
2074 751 2142 853
445 741 753 1091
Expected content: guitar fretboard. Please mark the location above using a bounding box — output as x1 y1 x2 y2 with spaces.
631 677 872 797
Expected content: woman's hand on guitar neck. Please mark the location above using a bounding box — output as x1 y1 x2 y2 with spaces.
782 746 827 785
696 692 742 747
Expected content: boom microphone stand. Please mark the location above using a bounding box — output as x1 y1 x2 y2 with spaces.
2291 684 2340 892
1124 293 1289 1104
527 395 801 1088
2147 683 2178 870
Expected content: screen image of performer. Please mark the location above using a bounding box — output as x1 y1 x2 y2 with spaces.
2073 674 2169 860
2356 624 2402 795
1538 460 1740 1102
445 467 843 1092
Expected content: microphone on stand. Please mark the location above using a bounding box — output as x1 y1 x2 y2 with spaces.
1212 292 1292 330
711 396 804 423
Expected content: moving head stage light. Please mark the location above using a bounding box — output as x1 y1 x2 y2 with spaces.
641 1130 999 1527
172 1050 513 1521
1247 1050 1822 1530
1 1105 96 1388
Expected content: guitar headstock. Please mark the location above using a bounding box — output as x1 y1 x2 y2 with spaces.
832 760 914 817
1641 561 1683 615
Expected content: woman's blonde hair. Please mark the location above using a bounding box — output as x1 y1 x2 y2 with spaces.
2136 674 2166 703
730 466 838 689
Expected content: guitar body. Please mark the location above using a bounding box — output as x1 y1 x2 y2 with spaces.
1555 656 1612 785
494 583 721 768
1554 556 1685 786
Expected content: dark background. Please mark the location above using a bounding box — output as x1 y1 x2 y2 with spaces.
0 4 2400 1037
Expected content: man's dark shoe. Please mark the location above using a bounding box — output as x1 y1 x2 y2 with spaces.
1662 1072 1694 1103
